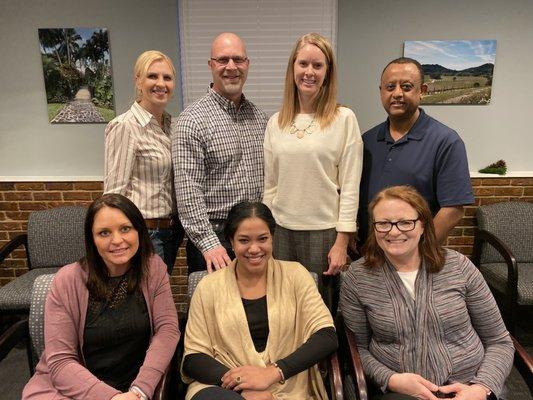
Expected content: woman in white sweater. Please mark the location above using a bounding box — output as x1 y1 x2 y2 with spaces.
263 33 363 306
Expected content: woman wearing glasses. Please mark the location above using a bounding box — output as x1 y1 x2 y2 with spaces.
263 33 363 306
104 50 182 274
340 186 513 400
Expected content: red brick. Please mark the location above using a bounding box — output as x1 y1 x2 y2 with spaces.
14 183 45 191
479 197 509 205
456 217 476 227
448 236 474 245
473 187 494 196
4 211 30 220
45 182 74 190
0 232 7 240
494 187 523 196
481 178 510 186
63 192 93 201
7 231 25 240
33 192 62 201
510 178 533 186
522 188 533 196
470 178 482 187
0 212 4 221
0 268 15 278
73 201 92 207
0 202 19 211
463 207 477 216
4 192 33 201
463 228 476 237
14 267 29 276
45 201 75 208
0 278 12 286
448 228 463 236
0 222 22 230
91 192 103 200
18 202 48 211
0 183 15 190
1 259 26 268
73 182 103 190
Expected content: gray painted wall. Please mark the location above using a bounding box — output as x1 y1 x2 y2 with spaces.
0 0 180 178
337 0 533 171
0 0 531 177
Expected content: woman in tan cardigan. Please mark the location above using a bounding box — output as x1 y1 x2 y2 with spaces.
182 201 338 400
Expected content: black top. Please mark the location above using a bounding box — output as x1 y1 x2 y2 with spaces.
183 295 337 385
83 275 150 392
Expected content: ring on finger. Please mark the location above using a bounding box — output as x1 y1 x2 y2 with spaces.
235 376 241 384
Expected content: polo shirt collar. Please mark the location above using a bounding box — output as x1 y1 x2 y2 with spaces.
208 85 248 112
377 108 428 143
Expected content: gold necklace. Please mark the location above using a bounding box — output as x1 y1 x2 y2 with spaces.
289 117 316 139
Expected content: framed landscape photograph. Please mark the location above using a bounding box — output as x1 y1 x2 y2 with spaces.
404 40 496 105
38 27 115 123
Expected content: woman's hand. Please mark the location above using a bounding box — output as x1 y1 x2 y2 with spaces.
438 382 488 400
111 392 140 400
241 390 274 400
325 232 351 275
221 365 280 391
387 373 439 400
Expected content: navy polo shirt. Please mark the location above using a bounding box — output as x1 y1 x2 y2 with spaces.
358 108 474 241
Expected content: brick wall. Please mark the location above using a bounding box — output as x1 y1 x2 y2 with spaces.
0 181 189 313
445 177 533 256
2 177 533 312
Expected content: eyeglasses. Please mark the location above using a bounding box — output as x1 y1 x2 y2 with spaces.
373 219 419 233
210 56 248 66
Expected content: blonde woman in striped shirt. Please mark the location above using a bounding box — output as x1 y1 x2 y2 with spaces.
340 186 513 400
104 50 183 274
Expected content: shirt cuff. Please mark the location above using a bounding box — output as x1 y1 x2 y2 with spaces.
336 221 357 232
196 232 222 254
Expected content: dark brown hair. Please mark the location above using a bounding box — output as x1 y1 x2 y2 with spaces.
82 193 153 300
362 185 444 272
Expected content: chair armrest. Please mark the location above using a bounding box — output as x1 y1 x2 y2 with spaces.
472 229 518 300
0 234 29 266
0 319 28 362
328 351 344 400
511 335 533 394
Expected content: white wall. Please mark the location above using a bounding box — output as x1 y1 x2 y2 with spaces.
1 0 532 177
337 0 533 171
0 0 180 179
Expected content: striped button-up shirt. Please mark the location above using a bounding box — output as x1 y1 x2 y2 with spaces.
104 102 175 219
172 88 267 253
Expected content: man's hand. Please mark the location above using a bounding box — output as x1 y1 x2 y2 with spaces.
203 246 232 273
221 365 280 391
438 382 488 400
387 373 439 400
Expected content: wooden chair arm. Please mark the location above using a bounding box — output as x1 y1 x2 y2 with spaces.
473 229 518 300
0 319 28 362
328 351 344 400
0 234 29 266
511 335 533 394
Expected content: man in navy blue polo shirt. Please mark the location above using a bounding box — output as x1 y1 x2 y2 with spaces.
358 57 474 245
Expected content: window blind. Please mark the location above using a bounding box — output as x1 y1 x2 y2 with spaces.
178 0 337 116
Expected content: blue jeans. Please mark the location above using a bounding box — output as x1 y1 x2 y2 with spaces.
149 223 184 274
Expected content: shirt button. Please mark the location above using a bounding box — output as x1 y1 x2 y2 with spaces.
388 158 392 161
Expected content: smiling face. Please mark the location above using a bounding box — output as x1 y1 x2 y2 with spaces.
209 33 249 104
293 43 327 104
137 59 175 114
380 62 422 122
230 217 273 275
372 198 424 268
92 206 139 276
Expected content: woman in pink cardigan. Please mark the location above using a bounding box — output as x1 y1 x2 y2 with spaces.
23 193 180 400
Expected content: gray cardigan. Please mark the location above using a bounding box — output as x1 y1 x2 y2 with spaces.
340 249 513 396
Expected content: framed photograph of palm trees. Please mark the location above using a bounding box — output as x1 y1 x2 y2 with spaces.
38 27 115 123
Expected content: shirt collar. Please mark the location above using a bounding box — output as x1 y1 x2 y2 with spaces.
131 101 171 132
208 85 247 112
377 108 427 143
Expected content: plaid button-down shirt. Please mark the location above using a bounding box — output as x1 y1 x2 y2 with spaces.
172 88 267 253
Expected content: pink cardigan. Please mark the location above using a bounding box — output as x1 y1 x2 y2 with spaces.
22 255 180 400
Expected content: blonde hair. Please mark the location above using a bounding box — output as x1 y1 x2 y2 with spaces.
362 185 445 273
278 33 339 130
133 50 176 102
